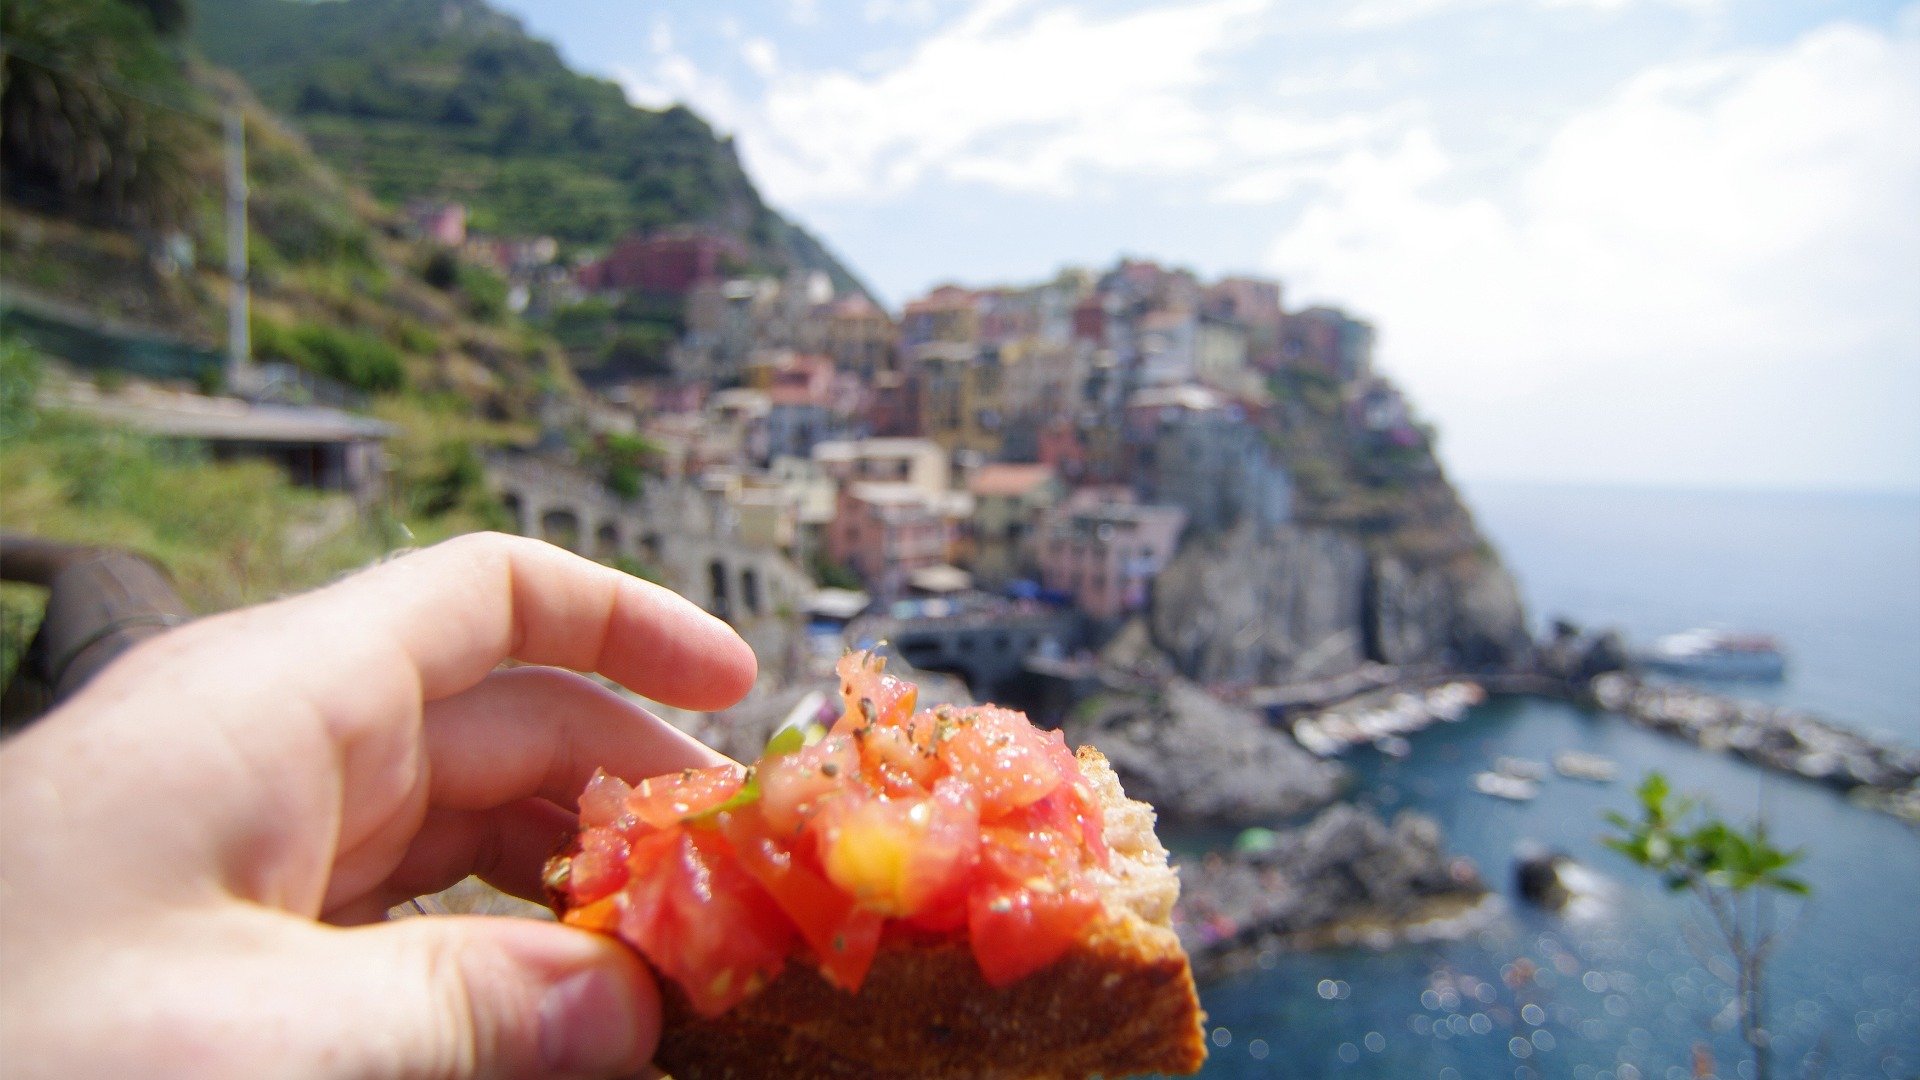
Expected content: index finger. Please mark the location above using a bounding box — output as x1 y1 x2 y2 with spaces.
328 532 757 709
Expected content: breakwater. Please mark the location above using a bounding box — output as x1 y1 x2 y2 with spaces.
1587 672 1920 825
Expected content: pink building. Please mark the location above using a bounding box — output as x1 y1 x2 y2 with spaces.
577 227 748 297
828 482 956 598
1038 487 1187 620
406 201 467 247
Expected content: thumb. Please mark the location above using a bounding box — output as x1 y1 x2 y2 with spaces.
319 915 660 1080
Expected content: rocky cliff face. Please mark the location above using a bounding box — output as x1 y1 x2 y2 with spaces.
1146 523 1529 685
1176 802 1488 976
1064 681 1347 825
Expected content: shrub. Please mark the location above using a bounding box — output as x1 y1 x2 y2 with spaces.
251 313 405 393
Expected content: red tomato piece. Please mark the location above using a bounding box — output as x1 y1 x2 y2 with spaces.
855 722 938 793
628 765 747 830
567 828 631 905
721 805 885 991
939 706 1063 814
813 776 980 919
759 733 860 837
577 769 633 828
618 827 794 1018
966 877 1100 987
832 652 917 734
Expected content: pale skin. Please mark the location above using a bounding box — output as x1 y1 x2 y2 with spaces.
0 533 758 1079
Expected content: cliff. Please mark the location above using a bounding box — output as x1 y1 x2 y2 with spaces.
1063 680 1347 826
1146 522 1529 686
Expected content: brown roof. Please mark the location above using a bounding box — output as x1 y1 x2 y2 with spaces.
967 463 1055 498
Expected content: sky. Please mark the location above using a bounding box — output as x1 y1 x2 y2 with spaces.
489 0 1920 492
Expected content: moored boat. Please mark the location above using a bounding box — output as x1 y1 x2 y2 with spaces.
1554 750 1618 783
1640 628 1786 681
1474 771 1540 801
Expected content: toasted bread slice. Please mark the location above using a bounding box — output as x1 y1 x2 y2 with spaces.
650 746 1207 1079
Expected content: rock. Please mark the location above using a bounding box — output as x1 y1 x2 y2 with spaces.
1147 523 1531 686
1148 524 1372 684
1513 845 1574 909
1064 681 1347 826
1175 802 1487 970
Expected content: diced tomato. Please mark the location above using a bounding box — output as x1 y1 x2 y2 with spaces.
627 765 747 829
559 653 1118 1011
577 769 633 828
832 652 917 734
617 827 794 1017
759 733 860 836
567 828 632 905
966 877 1100 988
855 722 938 793
814 776 980 918
938 706 1064 813
721 805 884 991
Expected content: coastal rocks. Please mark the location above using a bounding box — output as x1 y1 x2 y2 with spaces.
1148 524 1372 684
1537 620 1631 684
1513 845 1577 909
1065 680 1346 825
1175 803 1489 979
1591 673 1920 825
1147 523 1531 687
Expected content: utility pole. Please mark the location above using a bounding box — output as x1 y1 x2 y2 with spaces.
224 106 250 394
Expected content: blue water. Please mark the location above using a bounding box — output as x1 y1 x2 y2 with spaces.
1192 484 1920 1079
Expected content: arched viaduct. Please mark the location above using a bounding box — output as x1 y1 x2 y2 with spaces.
484 452 811 626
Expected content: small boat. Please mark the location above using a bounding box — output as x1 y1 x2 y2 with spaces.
1495 756 1547 781
1374 735 1412 759
1474 771 1540 801
1554 751 1618 783
1640 629 1786 681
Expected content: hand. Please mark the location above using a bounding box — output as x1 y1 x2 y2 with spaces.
0 533 758 1080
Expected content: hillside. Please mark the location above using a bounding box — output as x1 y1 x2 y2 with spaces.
191 0 870 298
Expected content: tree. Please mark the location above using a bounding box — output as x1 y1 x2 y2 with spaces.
1604 773 1809 1080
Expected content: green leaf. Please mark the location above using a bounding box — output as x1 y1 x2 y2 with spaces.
764 725 806 759
684 771 761 826
1773 875 1811 896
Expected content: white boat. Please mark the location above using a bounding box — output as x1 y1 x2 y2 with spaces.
1641 629 1786 681
1474 771 1540 801
1374 735 1412 759
1554 751 1618 783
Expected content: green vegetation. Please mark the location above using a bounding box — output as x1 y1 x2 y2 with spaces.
191 0 869 297
2 408 392 614
1 0 201 229
1604 773 1809 1080
251 313 405 393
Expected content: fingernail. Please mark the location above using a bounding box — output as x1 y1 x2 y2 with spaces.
538 968 637 1073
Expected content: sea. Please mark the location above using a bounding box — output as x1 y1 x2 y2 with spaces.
1185 483 1920 1080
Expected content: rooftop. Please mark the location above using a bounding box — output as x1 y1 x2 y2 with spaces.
968 463 1056 498
62 388 395 444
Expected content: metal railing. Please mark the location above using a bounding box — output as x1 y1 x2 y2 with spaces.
0 535 192 730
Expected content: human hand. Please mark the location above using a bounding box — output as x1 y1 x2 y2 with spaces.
0 533 757 1080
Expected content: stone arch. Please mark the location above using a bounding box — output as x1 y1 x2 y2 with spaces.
595 521 621 559
741 567 762 617
500 491 526 536
708 560 731 621
541 508 582 552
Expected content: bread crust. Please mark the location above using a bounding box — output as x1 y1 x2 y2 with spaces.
649 746 1206 1079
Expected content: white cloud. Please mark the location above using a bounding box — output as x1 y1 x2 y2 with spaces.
642 0 1275 202
1344 0 1721 31
1267 18 1920 486
742 38 780 80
